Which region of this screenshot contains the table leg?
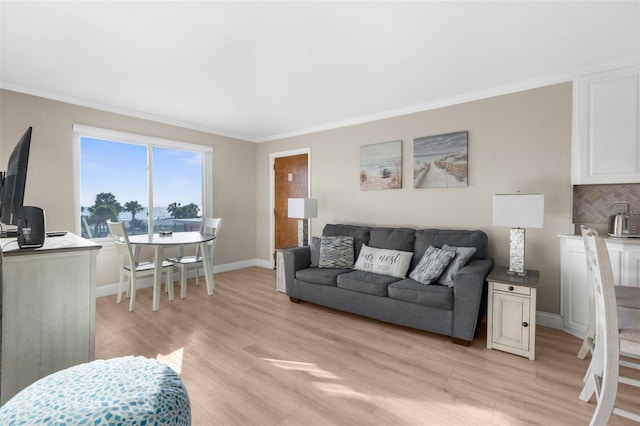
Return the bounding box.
[152,246,165,311]
[199,242,214,295]
[130,245,142,300]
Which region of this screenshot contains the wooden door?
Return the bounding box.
[274,154,308,255]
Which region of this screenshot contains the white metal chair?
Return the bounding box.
[166,217,222,299]
[580,228,640,425]
[107,221,174,311]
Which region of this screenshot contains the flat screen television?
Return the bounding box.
[0,127,32,233]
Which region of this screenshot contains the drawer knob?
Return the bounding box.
[508,286,514,291]
[522,321,529,327]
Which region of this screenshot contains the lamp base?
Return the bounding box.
[297,219,309,247]
[508,228,527,276]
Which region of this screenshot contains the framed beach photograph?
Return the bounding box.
[360,140,402,190]
[413,131,468,189]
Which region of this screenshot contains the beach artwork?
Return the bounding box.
[360,140,402,190]
[413,131,468,188]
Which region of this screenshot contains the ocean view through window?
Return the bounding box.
[74,125,213,239]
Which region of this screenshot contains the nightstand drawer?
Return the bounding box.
[493,282,531,296]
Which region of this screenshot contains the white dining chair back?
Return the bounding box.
[166,217,222,298]
[581,228,640,425]
[107,221,174,311]
[195,217,222,285]
[578,226,597,361]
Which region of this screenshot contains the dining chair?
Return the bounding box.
[577,226,640,361]
[580,227,640,425]
[167,217,222,299]
[107,221,174,311]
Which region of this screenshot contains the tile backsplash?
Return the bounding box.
[573,183,640,224]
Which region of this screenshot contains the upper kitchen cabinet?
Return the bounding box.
[572,63,640,184]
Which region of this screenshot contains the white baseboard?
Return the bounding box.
[536,311,564,330]
[95,259,271,297]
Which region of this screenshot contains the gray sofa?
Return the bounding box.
[282,224,494,345]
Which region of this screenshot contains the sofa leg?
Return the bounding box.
[451,337,471,346]
[289,297,300,303]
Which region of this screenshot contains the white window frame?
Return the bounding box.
[72,124,213,240]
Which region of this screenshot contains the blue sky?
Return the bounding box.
[80,137,202,209]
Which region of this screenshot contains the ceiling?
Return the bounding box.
[1,1,639,143]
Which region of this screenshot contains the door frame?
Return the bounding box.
[269,148,312,266]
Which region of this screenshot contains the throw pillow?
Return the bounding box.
[319,235,355,268]
[409,245,456,285]
[354,244,413,279]
[438,244,477,287]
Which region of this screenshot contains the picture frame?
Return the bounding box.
[360,140,402,190]
[413,131,468,188]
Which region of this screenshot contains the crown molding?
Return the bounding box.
[0,82,255,142]
[3,56,638,144]
[256,56,640,143]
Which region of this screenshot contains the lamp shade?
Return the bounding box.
[288,198,318,219]
[493,193,544,228]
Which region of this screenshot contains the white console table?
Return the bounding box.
[0,232,101,404]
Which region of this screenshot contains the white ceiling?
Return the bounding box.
[1,1,639,142]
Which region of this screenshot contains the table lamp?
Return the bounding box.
[493,193,544,276]
[288,198,318,246]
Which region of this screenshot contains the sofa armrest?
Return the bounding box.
[282,246,311,296]
[452,257,494,341]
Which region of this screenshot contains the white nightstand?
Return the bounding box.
[486,266,539,360]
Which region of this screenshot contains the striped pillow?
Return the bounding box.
[319,236,355,268]
[409,245,455,285]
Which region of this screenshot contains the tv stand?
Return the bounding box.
[0,232,101,403]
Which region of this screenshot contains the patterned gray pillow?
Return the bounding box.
[409,245,456,285]
[319,235,355,268]
[438,244,477,287]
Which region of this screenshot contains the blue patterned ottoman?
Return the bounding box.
[0,356,191,425]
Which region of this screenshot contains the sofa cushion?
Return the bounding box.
[413,229,488,270]
[296,267,347,286]
[319,236,354,268]
[369,227,415,252]
[336,271,399,296]
[388,279,454,310]
[438,244,477,287]
[409,245,455,285]
[322,224,371,259]
[310,236,321,267]
[354,244,413,278]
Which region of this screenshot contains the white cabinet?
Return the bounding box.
[559,235,640,339]
[0,233,101,404]
[623,248,640,285]
[487,267,538,360]
[573,64,640,184]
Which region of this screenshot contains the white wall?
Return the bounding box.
[1,83,574,315]
[257,83,573,315]
[0,89,258,288]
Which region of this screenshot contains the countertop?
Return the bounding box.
[558,233,640,245]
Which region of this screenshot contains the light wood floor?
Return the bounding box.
[96,267,640,425]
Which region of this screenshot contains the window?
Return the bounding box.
[73,125,213,239]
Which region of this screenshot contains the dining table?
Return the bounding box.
[128,231,216,311]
